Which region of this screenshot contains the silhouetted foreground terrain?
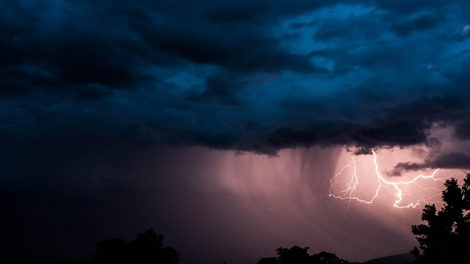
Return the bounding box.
[363,253,413,264]
[92,229,179,264]
[257,246,349,264]
[11,173,470,264]
[410,173,470,264]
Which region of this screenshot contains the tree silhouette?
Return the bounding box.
[311,251,349,264]
[93,229,180,264]
[257,246,349,264]
[257,257,278,264]
[276,246,311,264]
[411,173,470,264]
[93,238,127,263]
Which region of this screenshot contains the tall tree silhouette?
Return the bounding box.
[93,229,180,264]
[411,173,470,264]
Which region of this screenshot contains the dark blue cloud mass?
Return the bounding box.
[2,0,470,157]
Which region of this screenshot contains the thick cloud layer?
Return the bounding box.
[2,0,470,158]
[389,152,470,176]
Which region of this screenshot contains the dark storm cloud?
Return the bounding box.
[455,121,470,140]
[390,14,441,37]
[313,15,385,42]
[134,20,316,73]
[375,0,463,14]
[1,0,470,156]
[388,152,470,176]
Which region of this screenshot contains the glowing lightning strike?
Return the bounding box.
[329,151,444,208]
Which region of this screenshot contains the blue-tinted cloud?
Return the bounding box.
[1,0,470,157]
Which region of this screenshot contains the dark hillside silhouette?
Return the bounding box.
[362,252,413,264]
[92,229,180,264]
[411,173,470,264]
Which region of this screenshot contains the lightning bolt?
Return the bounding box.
[329,150,444,208]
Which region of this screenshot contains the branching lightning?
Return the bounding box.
[329,151,445,208]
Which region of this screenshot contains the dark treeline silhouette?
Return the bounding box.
[92,229,180,264]
[18,173,470,264]
[43,229,352,264]
[411,173,470,264]
[257,245,349,264]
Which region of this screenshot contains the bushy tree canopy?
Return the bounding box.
[258,246,348,264]
[92,229,180,264]
[411,173,470,264]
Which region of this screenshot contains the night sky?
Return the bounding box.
[2,0,470,263]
